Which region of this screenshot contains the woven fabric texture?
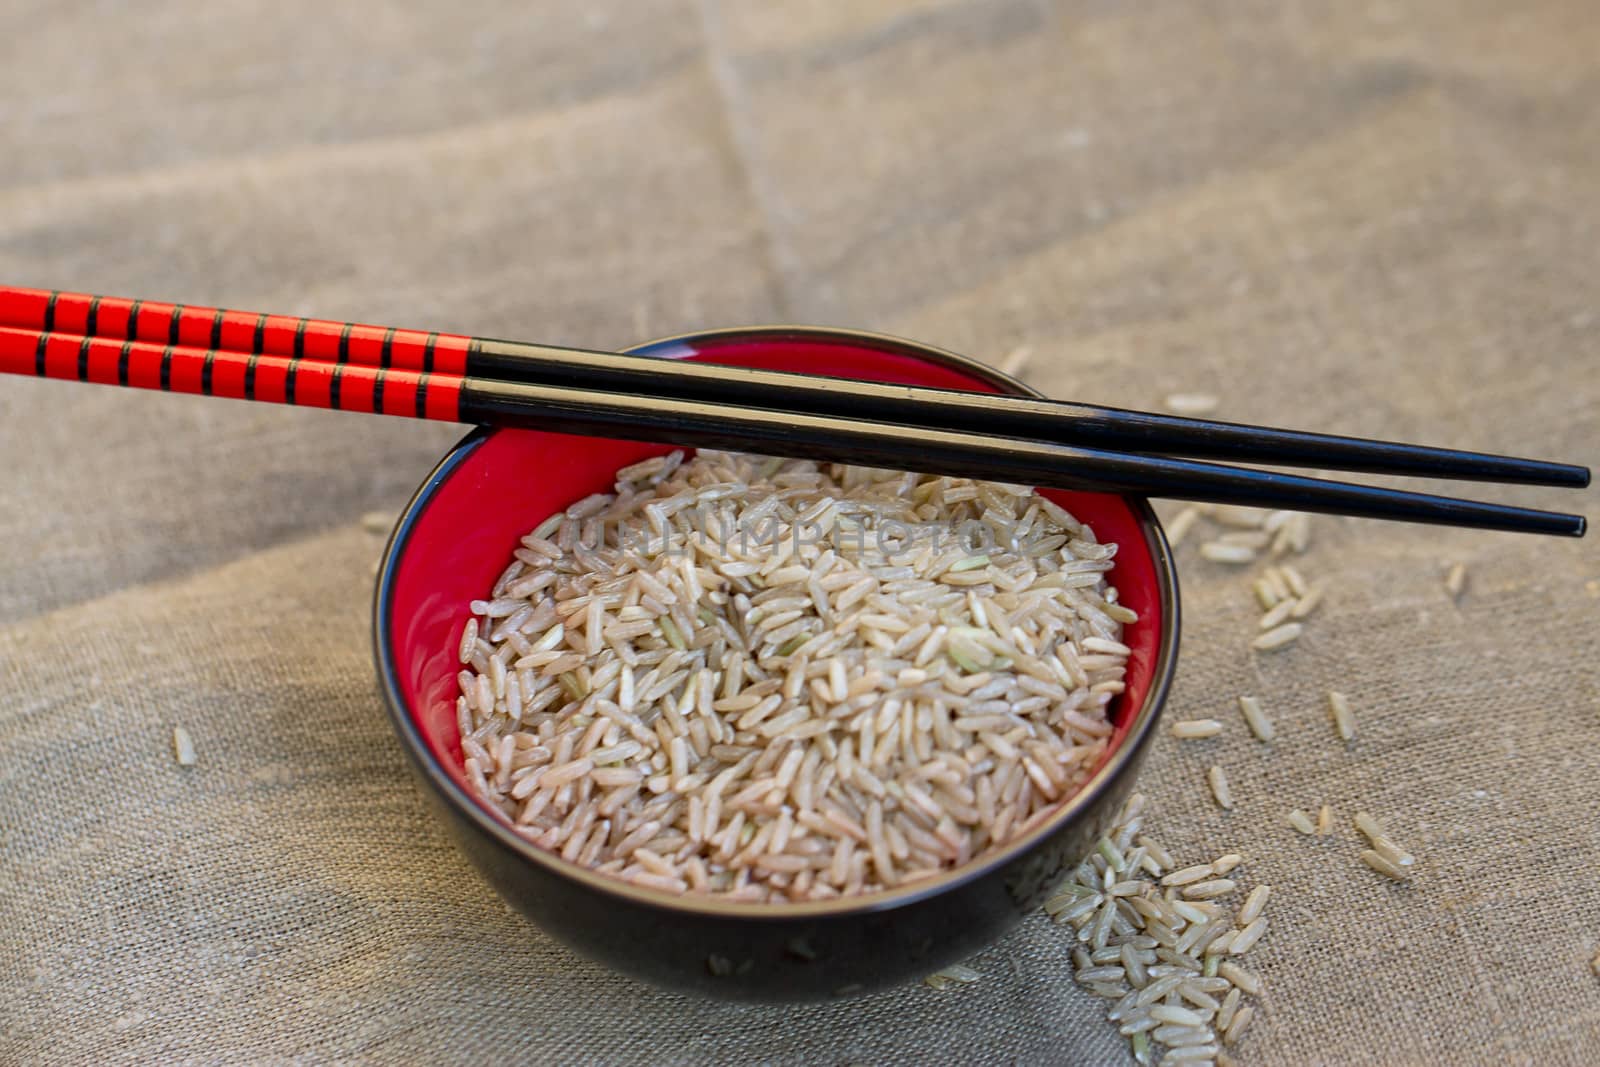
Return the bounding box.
[2,2,1597,1063]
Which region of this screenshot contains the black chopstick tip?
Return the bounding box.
[1524,460,1592,489]
[1541,512,1587,537]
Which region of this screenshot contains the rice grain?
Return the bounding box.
[1211,854,1243,876]
[1253,578,1282,611]
[1216,987,1241,1031]
[1217,961,1261,995]
[1200,542,1256,565]
[1252,623,1303,651]
[1171,719,1225,740]
[1354,811,1415,867]
[1206,766,1233,811]
[1229,917,1267,955]
[1212,506,1269,529]
[1153,1024,1215,1047]
[172,727,197,766]
[1163,393,1220,416]
[1328,691,1355,741]
[1278,564,1309,597]
[1222,1004,1254,1045]
[1288,513,1312,553]
[360,510,394,534]
[1289,585,1325,619]
[999,345,1033,378]
[1150,1004,1206,1027]
[1161,864,1217,888]
[924,962,982,990]
[1257,599,1296,630]
[1359,849,1411,882]
[1236,697,1274,742]
[1166,507,1201,548]
[1237,885,1270,926]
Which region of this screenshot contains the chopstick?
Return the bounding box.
[0,285,1588,488]
[2,325,1585,538]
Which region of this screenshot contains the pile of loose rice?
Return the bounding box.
[1045,792,1267,1065]
[453,449,1134,902]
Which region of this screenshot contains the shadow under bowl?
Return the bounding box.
[373,326,1180,1002]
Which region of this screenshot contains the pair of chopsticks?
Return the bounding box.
[0,285,1587,537]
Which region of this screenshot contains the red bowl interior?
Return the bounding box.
[386,331,1167,804]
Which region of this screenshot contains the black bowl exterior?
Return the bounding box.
[393,715,1153,1001]
[374,325,1180,1002]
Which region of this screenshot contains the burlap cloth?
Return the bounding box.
[3,2,1598,1063]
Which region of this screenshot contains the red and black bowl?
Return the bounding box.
[372,326,1181,1002]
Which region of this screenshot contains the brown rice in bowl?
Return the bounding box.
[453,448,1135,903]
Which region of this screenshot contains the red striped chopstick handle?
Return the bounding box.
[0,327,462,420]
[0,286,472,374]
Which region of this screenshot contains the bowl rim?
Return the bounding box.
[373,324,1181,920]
